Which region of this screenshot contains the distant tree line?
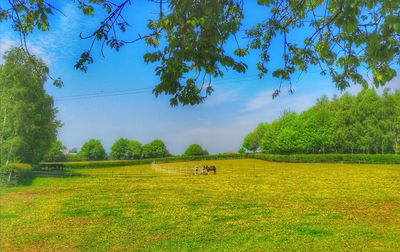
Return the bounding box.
[242,89,400,155]
[45,138,209,162]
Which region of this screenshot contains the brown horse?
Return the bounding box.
[203,165,217,175]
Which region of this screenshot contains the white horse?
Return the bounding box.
[193,166,199,175]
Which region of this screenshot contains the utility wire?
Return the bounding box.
[56,87,151,99]
[56,90,150,101]
[55,74,262,102]
[54,70,321,102]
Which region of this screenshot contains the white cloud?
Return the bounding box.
[244,89,317,113]
[0,36,18,63]
[386,76,400,91]
[0,37,17,55]
[29,3,83,63]
[230,88,324,139]
[0,34,52,64]
[244,89,274,111]
[203,87,241,107]
[0,3,98,66]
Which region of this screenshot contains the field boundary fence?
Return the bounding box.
[151,163,275,177]
[151,163,193,176]
[31,169,158,179]
[9,157,396,184]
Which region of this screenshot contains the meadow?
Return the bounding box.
[1,159,400,251]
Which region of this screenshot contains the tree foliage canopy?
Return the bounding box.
[183,144,208,156]
[0,48,60,165]
[142,139,170,158]
[79,139,107,160]
[44,140,67,162]
[242,123,269,152]
[110,138,142,160]
[2,0,398,105]
[242,89,400,154]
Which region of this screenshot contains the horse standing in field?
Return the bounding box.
[193,166,199,175]
[202,165,217,175]
[201,166,208,175]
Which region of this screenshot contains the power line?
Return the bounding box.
[54,71,322,102]
[54,74,262,102]
[56,87,152,99]
[56,90,150,101]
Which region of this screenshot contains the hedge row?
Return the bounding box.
[0,163,33,186]
[248,153,400,164]
[65,153,84,162]
[40,153,400,169]
[40,154,247,169]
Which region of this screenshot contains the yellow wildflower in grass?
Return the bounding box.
[0,159,399,251]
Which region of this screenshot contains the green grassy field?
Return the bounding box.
[1,159,400,251]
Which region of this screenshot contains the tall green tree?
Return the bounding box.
[270,112,306,154]
[0,48,60,165]
[303,96,335,154]
[142,139,169,158]
[250,89,400,155]
[183,144,208,156]
[353,89,384,153]
[2,1,398,105]
[332,93,358,153]
[242,123,269,152]
[381,89,400,154]
[110,138,142,160]
[80,139,107,160]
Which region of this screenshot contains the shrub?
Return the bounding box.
[0,163,33,186]
[3,163,32,171]
[238,147,246,154]
[65,153,84,161]
[43,140,67,162]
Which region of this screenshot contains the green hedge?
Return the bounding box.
[65,153,85,162]
[40,153,400,170]
[248,153,400,164]
[40,154,247,169]
[0,163,33,186]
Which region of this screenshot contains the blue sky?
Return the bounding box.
[1,1,399,154]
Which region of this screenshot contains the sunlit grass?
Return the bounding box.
[1,159,399,251]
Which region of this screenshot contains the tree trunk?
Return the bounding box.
[6,142,14,166]
[0,106,6,141]
[0,104,7,162]
[1,92,11,165]
[7,169,13,183]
